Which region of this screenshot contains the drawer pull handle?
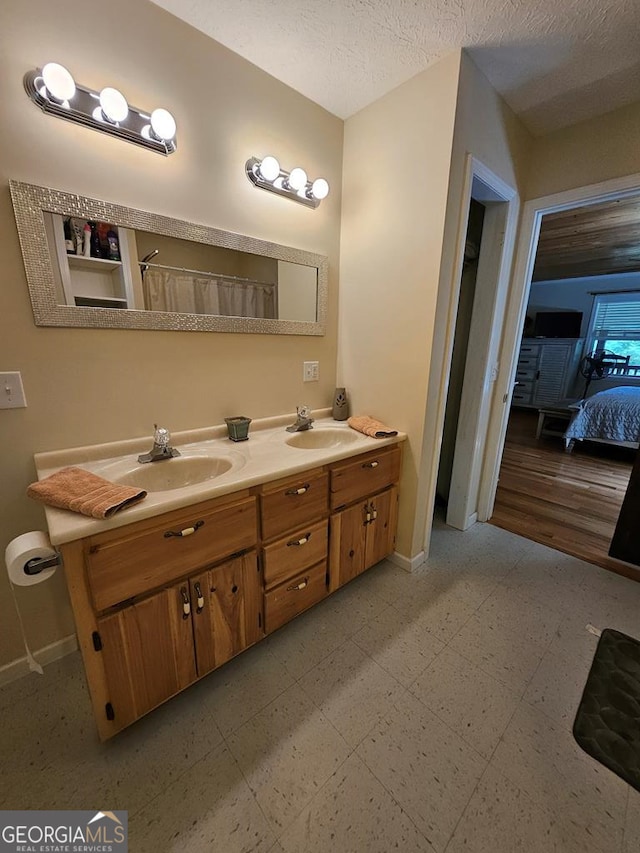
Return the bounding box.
[287,533,311,547]
[285,483,310,496]
[194,582,205,614]
[287,577,309,591]
[164,520,204,538]
[362,460,379,468]
[180,587,191,619]
[364,502,378,524]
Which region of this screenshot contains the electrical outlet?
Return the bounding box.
[303,361,320,382]
[0,372,27,409]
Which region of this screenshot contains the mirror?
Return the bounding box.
[10,181,328,335]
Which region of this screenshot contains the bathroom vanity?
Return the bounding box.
[35,416,403,739]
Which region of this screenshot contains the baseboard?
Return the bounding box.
[388,550,426,573]
[0,634,78,687]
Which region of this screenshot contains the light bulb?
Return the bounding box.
[99,87,128,123]
[288,167,307,191]
[42,62,76,102]
[311,178,329,200]
[258,155,280,182]
[150,108,177,141]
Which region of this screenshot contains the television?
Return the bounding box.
[533,311,583,338]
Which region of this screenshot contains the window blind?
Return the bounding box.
[591,294,640,340]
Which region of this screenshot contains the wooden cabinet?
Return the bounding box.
[258,473,330,635]
[329,446,400,590]
[512,338,584,408]
[85,494,257,611]
[330,487,398,590]
[97,582,198,730]
[190,552,261,676]
[61,442,402,740]
[91,550,261,733]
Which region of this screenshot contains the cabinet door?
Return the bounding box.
[365,486,398,569]
[191,551,262,677]
[533,343,572,405]
[329,501,367,590]
[97,583,197,730]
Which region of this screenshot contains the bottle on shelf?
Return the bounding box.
[83,223,92,258]
[107,229,121,261]
[97,222,110,258]
[89,222,101,259]
[71,219,84,255]
[63,218,74,254]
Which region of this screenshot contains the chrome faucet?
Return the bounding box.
[286,405,314,432]
[138,425,181,463]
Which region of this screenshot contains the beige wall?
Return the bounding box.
[414,54,532,554]
[527,101,640,200]
[0,0,343,668]
[339,51,532,561]
[338,52,461,558]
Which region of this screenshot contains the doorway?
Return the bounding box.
[431,160,517,535]
[475,172,640,572]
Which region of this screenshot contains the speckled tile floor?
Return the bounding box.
[2,517,640,852]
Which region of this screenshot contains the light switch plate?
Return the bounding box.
[303,361,319,382]
[0,372,27,408]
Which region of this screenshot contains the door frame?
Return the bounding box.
[445,162,518,530]
[477,170,640,523]
[419,153,518,557]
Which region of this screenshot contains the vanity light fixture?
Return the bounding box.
[24,63,177,155]
[246,156,330,209]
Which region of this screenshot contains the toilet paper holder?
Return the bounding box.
[24,552,62,576]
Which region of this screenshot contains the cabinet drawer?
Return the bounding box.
[259,469,328,541]
[515,366,536,381]
[330,445,401,509]
[263,560,328,634]
[512,384,533,404]
[518,343,540,356]
[86,495,257,611]
[262,519,328,589]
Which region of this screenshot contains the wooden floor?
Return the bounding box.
[491,409,639,578]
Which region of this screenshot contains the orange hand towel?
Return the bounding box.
[27,466,147,519]
[348,416,398,438]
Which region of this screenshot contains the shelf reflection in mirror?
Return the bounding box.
[10,181,327,335]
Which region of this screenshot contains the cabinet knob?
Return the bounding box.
[287,577,308,591]
[285,483,310,496]
[362,460,379,468]
[180,586,191,619]
[194,581,205,614]
[287,532,311,547]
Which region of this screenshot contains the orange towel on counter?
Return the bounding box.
[27,466,147,519]
[348,415,398,438]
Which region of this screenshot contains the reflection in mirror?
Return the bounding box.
[11,181,327,335]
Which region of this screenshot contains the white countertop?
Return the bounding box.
[34,410,405,545]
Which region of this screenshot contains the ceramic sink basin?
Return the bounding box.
[285,428,360,450]
[110,455,235,492]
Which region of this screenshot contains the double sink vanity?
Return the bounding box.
[36,413,404,739]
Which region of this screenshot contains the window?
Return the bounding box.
[587,293,640,375]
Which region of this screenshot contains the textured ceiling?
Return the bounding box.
[151,0,640,135]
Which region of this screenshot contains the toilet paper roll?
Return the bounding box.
[5,531,58,587]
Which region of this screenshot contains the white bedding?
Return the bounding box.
[564,386,640,446]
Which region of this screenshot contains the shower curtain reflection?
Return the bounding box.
[143,269,277,318]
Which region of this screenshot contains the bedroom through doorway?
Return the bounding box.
[490,194,640,578]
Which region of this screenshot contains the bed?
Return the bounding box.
[564,386,640,450]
